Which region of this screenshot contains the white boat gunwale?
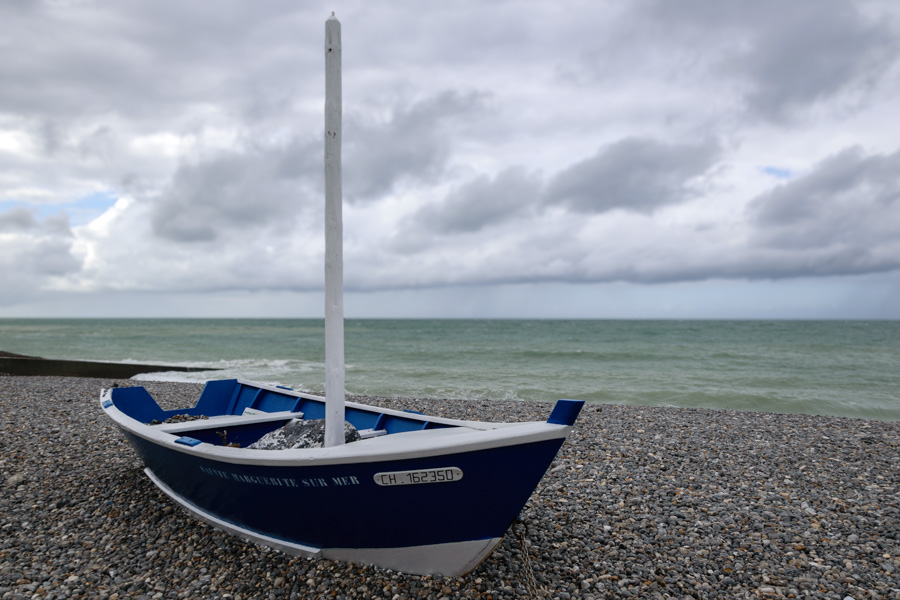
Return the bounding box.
[100,385,574,468]
[152,410,306,434]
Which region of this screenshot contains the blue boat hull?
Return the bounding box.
[121,429,565,551]
[101,380,583,575]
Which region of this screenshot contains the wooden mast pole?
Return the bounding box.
[324,13,345,447]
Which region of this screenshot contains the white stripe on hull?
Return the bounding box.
[324,536,502,577]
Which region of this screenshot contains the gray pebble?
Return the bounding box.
[0,376,898,599]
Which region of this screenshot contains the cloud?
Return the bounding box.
[543,138,720,214]
[150,137,320,242]
[0,208,81,306]
[145,88,484,244]
[343,91,488,202]
[0,206,38,231]
[70,195,324,296]
[410,167,541,234]
[580,0,900,124]
[0,1,319,122]
[725,0,897,122]
[746,146,900,276]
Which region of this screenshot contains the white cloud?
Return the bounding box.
[0,209,80,305]
[129,133,193,159]
[0,128,32,155]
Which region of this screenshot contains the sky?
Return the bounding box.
[1,0,899,319]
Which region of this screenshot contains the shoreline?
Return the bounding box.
[1,375,897,599]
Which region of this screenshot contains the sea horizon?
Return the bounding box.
[3,316,899,320]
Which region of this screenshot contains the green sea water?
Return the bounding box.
[1,319,897,420]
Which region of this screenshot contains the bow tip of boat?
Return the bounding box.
[547,399,585,426]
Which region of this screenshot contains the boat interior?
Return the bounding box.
[106,379,459,448]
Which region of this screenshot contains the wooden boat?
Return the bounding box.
[101,379,583,575]
[100,15,584,576]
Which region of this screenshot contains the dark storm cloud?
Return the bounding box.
[721,0,897,122]
[393,143,900,287]
[0,1,318,122]
[411,167,541,234]
[343,91,488,202]
[543,138,720,214]
[584,0,899,123]
[149,89,482,242]
[0,206,39,231]
[746,146,900,276]
[150,137,320,242]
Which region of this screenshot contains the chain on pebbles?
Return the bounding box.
[1,376,898,599]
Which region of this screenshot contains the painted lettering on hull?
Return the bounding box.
[198,465,361,488]
[332,476,360,486]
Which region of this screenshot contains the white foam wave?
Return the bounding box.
[130,357,324,391]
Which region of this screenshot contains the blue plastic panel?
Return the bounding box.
[110,387,167,423]
[175,436,202,447]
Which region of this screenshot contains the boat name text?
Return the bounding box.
[199,465,360,488]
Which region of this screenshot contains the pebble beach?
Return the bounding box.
[1,376,897,600]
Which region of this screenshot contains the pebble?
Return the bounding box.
[1,375,898,599]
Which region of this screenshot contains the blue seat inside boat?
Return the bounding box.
[193,379,238,415]
[110,387,169,423]
[111,379,238,423]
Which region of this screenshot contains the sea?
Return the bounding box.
[1,319,897,421]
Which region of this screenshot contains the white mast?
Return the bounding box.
[324,13,345,447]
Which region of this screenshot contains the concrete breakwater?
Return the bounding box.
[0,351,217,379]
